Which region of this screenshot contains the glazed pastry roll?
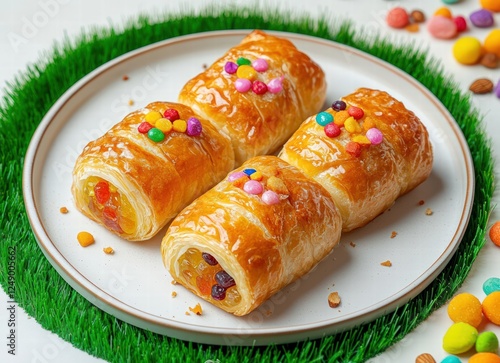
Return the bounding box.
[72,102,234,241]
[279,88,433,231]
[161,156,342,316]
[178,30,327,165]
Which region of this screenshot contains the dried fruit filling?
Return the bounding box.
[83,176,136,235]
[179,248,241,307]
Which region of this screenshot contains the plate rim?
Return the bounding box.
[22,29,475,345]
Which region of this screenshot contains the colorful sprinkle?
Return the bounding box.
[236,57,251,66]
[224,61,238,74]
[145,110,163,124]
[261,190,280,205]
[267,77,284,94]
[147,128,165,142]
[366,128,383,145]
[324,123,341,138]
[252,58,268,72]
[237,65,257,81]
[348,106,364,120]
[228,171,248,182]
[173,119,187,133]
[333,110,350,126]
[250,171,263,181]
[243,180,264,195]
[252,81,268,95]
[234,78,252,93]
[243,168,257,176]
[351,135,371,145]
[186,117,202,136]
[138,121,153,134]
[332,100,347,111]
[155,118,173,133]
[163,108,180,121]
[315,111,334,126]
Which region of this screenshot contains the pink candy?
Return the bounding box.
[227,171,248,182]
[386,7,410,29]
[267,77,284,93]
[252,58,268,72]
[234,78,252,93]
[261,190,280,205]
[243,180,264,195]
[366,128,383,145]
[427,15,458,39]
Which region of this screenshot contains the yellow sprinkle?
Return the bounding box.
[250,171,263,181]
[173,119,187,133]
[236,65,257,81]
[362,117,376,131]
[145,111,163,124]
[351,135,371,145]
[156,118,173,133]
[344,117,362,133]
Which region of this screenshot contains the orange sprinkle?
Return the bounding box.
[381,260,392,267]
[489,221,500,247]
[189,303,203,316]
[59,206,69,214]
[122,75,129,81]
[103,247,114,255]
[77,231,95,247]
[333,110,350,126]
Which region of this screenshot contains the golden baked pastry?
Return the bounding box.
[161,155,342,316]
[161,88,433,315]
[178,30,327,165]
[279,87,433,231]
[72,102,234,241]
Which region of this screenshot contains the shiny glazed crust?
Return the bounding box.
[161,155,342,316]
[178,30,327,165]
[71,102,234,241]
[279,88,433,231]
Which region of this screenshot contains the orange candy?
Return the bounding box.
[448,293,483,328]
[480,0,500,12]
[469,352,500,363]
[483,291,500,325]
[434,7,453,19]
[489,221,500,247]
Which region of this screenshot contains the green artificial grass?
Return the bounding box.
[0,6,495,363]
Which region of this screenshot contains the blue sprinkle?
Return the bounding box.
[315,111,333,126]
[243,168,256,176]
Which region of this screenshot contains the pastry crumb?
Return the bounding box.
[122,75,129,81]
[418,200,425,206]
[171,291,177,298]
[188,303,203,316]
[128,99,134,106]
[328,291,341,308]
[390,231,398,238]
[59,206,69,214]
[171,280,178,285]
[425,208,433,215]
[185,311,190,316]
[381,260,392,267]
[77,231,95,247]
[349,241,356,248]
[103,247,114,255]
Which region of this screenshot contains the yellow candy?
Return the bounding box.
[236,65,257,81]
[250,171,263,181]
[483,291,500,325]
[447,292,483,328]
[145,110,163,124]
[469,352,500,363]
[452,36,482,65]
[344,117,362,133]
[481,0,500,12]
[442,322,478,354]
[434,6,452,19]
[362,117,376,131]
[155,118,173,133]
[484,29,500,58]
[351,135,371,145]
[173,119,187,133]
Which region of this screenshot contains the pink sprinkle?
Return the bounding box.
[252,58,268,72]
[261,190,280,205]
[243,180,263,195]
[267,76,284,94]
[234,78,252,92]
[228,171,248,182]
[366,128,383,145]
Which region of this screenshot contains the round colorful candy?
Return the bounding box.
[163,108,180,121]
[138,121,153,134]
[366,128,383,145]
[428,15,458,39]
[347,106,364,120]
[386,7,410,29]
[481,0,500,12]
[440,356,461,363]
[261,190,280,205]
[224,61,238,74]
[476,331,499,353]
[484,29,500,58]
[236,57,251,66]
[434,6,453,19]
[234,78,252,93]
[469,352,500,363]
[441,0,460,4]
[453,16,468,32]
[227,171,248,182]
[186,117,202,136]
[447,292,483,328]
[243,180,264,195]
[267,77,283,93]
[236,65,257,81]
[495,80,500,99]
[332,100,346,111]
[470,9,495,28]
[442,322,479,354]
[315,111,334,126]
[483,291,500,325]
[483,277,500,295]
[147,128,165,142]
[252,58,268,72]
[324,123,341,138]
[252,81,268,95]
[452,36,482,65]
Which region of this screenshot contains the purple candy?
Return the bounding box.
[470,9,494,28]
[186,117,202,136]
[224,61,238,74]
[495,80,500,98]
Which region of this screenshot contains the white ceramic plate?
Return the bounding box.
[23,30,474,346]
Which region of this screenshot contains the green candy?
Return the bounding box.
[147,127,165,142]
[443,322,478,354]
[476,331,499,353]
[441,0,460,4]
[236,57,251,66]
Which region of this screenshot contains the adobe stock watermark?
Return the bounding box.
[6,246,17,357]
[8,0,72,53]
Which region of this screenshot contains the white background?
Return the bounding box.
[1,0,499,362]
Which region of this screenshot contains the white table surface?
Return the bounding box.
[1,0,499,362]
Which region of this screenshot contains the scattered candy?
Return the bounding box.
[252,80,268,95]
[440,356,461,363]
[332,100,347,111]
[316,111,334,126]
[333,110,350,126]
[484,30,500,58]
[243,168,256,176]
[186,117,202,136]
[145,110,162,124]
[453,16,468,32]
[345,142,362,157]
[234,78,252,92]
[155,118,173,133]
[344,117,362,133]
[227,171,247,182]
[163,108,180,121]
[147,128,165,142]
[236,57,251,66]
[452,36,482,64]
[237,64,257,81]
[224,61,238,74]
[366,128,383,145]
[484,278,500,295]
[324,123,341,138]
[495,80,500,98]
[267,77,284,93]
[252,58,268,72]
[469,352,500,363]
[410,10,426,23]
[243,180,264,195]
[481,0,500,12]
[261,190,280,205]
[476,331,499,353]
[441,0,460,4]
[172,119,187,133]
[347,106,364,120]
[483,291,500,325]
[481,53,499,69]
[470,9,495,28]
[428,15,458,39]
[447,292,483,328]
[434,7,453,19]
[386,7,410,29]
[442,322,479,354]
